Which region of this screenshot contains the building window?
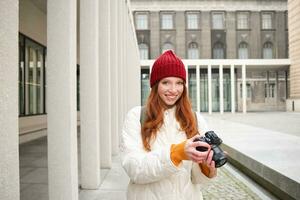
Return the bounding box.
[238,42,249,59]
[187,13,199,29]
[187,42,199,59]
[138,43,149,59]
[213,42,225,59]
[212,12,224,29]
[263,42,273,59]
[135,13,148,30]
[19,34,46,116]
[262,13,273,29]
[265,83,275,98]
[161,13,174,29]
[237,12,249,29]
[240,83,251,98]
[162,42,174,53]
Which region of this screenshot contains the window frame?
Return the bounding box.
[261,12,274,30]
[186,11,200,30]
[211,11,225,30]
[236,11,250,30]
[135,11,149,30]
[160,12,175,30]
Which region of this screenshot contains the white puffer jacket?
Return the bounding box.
[120,106,213,200]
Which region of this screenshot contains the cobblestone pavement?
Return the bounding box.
[202,167,262,200]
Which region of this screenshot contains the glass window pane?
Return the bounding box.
[238,42,249,59]
[141,69,150,105]
[262,13,272,29]
[25,39,45,115]
[263,42,273,59]
[136,14,148,30]
[237,13,249,29]
[213,43,224,59]
[19,34,25,115]
[139,43,149,59]
[188,68,197,111]
[162,14,173,29]
[212,13,224,29]
[188,42,199,59]
[187,14,198,29]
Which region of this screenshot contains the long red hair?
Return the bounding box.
[141,83,198,151]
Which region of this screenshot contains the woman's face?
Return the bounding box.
[158,77,184,107]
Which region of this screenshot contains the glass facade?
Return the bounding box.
[141,68,150,105]
[19,34,46,116]
[188,68,232,112]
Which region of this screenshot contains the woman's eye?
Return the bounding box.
[177,82,184,85]
[162,81,169,85]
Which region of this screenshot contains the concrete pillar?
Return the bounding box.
[276,71,279,107]
[242,64,247,113]
[196,65,200,112]
[99,0,112,168]
[110,0,119,156]
[0,1,20,199]
[47,0,78,199]
[219,65,224,114]
[185,63,189,91]
[231,65,235,113]
[208,65,212,114]
[80,0,100,189]
[150,12,160,59]
[118,0,125,138]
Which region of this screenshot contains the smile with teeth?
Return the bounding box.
[165,94,177,100]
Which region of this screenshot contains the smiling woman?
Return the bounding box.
[120,50,217,200]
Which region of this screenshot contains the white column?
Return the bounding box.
[47,0,78,199]
[80,0,100,189]
[276,71,279,105]
[185,64,189,91]
[110,0,119,155]
[99,0,111,168]
[219,65,224,114]
[0,1,20,199]
[117,0,125,138]
[242,64,247,114]
[208,65,212,114]
[230,65,235,113]
[196,65,200,112]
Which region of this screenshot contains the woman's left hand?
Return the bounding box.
[202,150,217,178]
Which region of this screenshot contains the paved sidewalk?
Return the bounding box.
[19,135,277,200]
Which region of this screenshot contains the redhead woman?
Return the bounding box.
[120,50,217,200]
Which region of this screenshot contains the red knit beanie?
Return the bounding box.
[150,50,186,88]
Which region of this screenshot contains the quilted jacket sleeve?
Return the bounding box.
[120,106,181,184]
[191,112,215,185]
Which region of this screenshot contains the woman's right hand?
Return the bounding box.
[184,135,211,163]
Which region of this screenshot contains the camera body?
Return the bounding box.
[193,131,227,168]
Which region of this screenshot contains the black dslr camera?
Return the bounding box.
[193,131,227,168]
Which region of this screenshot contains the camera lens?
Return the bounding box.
[211,145,227,168]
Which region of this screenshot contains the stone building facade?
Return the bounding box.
[132,0,290,112]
